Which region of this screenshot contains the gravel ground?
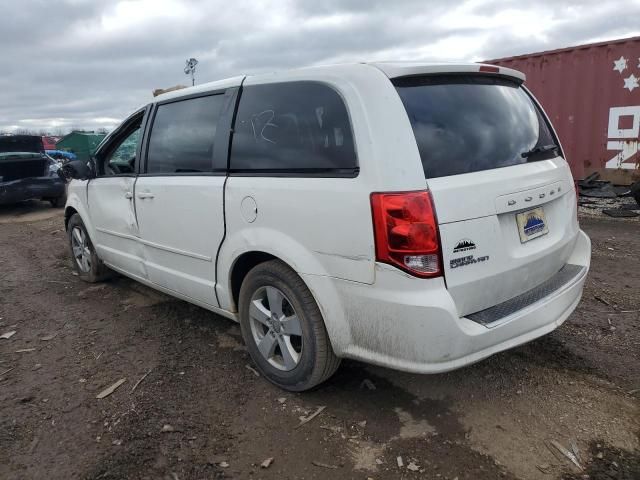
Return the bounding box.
[0,201,638,480]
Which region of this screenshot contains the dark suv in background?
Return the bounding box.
[0,135,66,206]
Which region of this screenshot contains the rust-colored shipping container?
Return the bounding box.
[487,36,640,183]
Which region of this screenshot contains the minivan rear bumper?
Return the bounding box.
[305,229,590,374]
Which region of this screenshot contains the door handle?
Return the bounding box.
[137,192,155,199]
[124,191,133,199]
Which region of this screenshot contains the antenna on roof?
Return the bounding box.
[184,58,198,86]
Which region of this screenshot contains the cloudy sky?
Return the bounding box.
[2,0,640,133]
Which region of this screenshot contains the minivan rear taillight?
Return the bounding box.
[370,190,441,278]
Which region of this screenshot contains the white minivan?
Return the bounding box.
[62,62,591,391]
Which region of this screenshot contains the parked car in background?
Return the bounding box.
[61,62,591,391]
[0,135,66,206]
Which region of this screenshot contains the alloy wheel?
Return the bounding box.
[71,226,91,273]
[248,286,303,371]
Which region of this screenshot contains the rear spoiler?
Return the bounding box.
[370,62,526,83]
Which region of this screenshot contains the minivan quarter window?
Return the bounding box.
[146,94,226,174]
[230,81,357,175]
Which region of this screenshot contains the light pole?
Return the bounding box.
[184,58,198,86]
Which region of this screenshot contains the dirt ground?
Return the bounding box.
[1,200,638,480]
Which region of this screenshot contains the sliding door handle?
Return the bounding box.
[137,192,155,199]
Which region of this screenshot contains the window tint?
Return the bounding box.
[394,75,559,179]
[230,82,357,174]
[147,94,225,174]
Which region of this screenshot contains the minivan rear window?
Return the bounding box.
[394,75,559,179]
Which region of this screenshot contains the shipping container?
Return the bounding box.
[56,131,106,163]
[487,36,640,184]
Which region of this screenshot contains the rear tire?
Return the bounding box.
[238,260,341,391]
[67,213,111,283]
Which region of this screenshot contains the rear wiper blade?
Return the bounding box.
[521,144,558,159]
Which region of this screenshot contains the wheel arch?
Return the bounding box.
[64,206,78,230]
[228,251,279,313]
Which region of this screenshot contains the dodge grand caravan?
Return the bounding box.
[62,62,591,391]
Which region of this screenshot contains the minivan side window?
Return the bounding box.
[146,94,226,174]
[230,82,357,175]
[97,111,144,176]
[104,128,141,175]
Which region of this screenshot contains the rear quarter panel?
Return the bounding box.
[217,177,374,311]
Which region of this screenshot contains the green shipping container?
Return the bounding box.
[56,131,106,162]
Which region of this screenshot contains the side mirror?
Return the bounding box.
[58,159,96,182]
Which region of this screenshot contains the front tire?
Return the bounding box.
[67,213,111,283]
[238,260,341,391]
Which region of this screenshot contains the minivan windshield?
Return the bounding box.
[394,75,559,179]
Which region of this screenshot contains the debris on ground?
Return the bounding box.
[311,461,338,469]
[161,424,175,432]
[295,406,326,429]
[580,183,618,198]
[245,364,260,377]
[28,436,39,453]
[15,348,36,353]
[570,441,582,465]
[407,461,420,471]
[219,461,229,468]
[602,209,639,218]
[0,367,16,377]
[1,330,16,339]
[130,369,152,394]
[277,397,286,404]
[545,439,583,470]
[40,333,58,341]
[397,456,404,467]
[260,457,274,468]
[578,174,640,220]
[95,378,127,399]
[536,463,552,474]
[594,295,612,307]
